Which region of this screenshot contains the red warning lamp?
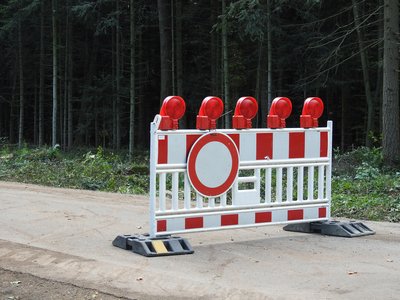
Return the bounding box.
[232,97,258,129]
[196,96,224,130]
[300,97,324,128]
[159,96,186,130]
[267,97,292,128]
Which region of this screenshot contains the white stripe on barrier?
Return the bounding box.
[239,132,256,161]
[305,130,320,158]
[273,131,289,159]
[168,134,186,164]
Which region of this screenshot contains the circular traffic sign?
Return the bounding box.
[187,132,239,197]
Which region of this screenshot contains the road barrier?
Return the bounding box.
[113,96,374,256]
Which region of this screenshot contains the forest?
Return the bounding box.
[0,0,399,165]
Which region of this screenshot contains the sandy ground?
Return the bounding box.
[0,181,399,299]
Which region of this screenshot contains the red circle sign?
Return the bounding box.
[187,133,239,197]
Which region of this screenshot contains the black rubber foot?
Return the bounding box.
[112,234,194,257]
[283,220,375,237]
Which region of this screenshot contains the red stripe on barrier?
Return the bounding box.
[256,133,273,159]
[157,220,166,232]
[319,207,327,218]
[288,209,304,220]
[289,132,305,158]
[186,134,202,156]
[228,134,240,152]
[320,132,328,157]
[158,136,168,164]
[221,214,239,226]
[185,217,204,229]
[255,212,272,223]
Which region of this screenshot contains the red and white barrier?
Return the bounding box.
[149,96,332,237]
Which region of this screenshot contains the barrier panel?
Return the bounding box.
[150,118,332,237]
[113,96,374,256]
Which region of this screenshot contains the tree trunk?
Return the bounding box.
[67,9,73,150]
[341,82,350,150]
[9,67,17,144]
[94,98,98,147]
[39,0,45,146]
[210,0,218,96]
[34,80,38,144]
[382,0,400,165]
[157,0,172,102]
[115,0,121,150]
[352,0,374,147]
[63,1,69,150]
[129,0,136,159]
[266,0,272,110]
[176,0,183,97]
[137,28,145,148]
[175,0,185,127]
[171,0,175,94]
[255,39,265,127]
[112,26,116,148]
[18,17,24,149]
[221,0,230,128]
[374,3,384,135]
[52,0,58,147]
[59,50,63,148]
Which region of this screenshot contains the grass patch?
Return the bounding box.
[332,147,400,222]
[0,146,149,194]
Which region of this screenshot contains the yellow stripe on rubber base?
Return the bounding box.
[151,240,168,254]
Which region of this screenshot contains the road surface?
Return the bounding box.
[0,181,399,299]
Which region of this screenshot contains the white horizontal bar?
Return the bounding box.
[156,160,329,173]
[156,199,329,216]
[235,189,257,194]
[156,164,186,171]
[156,202,328,220]
[239,162,328,170]
[240,158,329,167]
[156,165,186,174]
[237,176,257,183]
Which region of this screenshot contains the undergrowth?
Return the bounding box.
[0,146,149,194]
[332,147,400,222]
[0,145,399,222]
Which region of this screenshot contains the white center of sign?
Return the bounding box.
[195,141,232,188]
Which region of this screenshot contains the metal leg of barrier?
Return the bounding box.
[112,234,194,257]
[283,220,375,238]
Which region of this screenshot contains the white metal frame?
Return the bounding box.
[149,115,333,237]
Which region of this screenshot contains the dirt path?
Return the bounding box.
[0,181,399,299]
[0,267,131,300]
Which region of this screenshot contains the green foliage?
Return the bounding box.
[333,146,383,177]
[331,147,400,222]
[0,146,149,195]
[225,0,267,41]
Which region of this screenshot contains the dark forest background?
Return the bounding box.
[0,0,399,164]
